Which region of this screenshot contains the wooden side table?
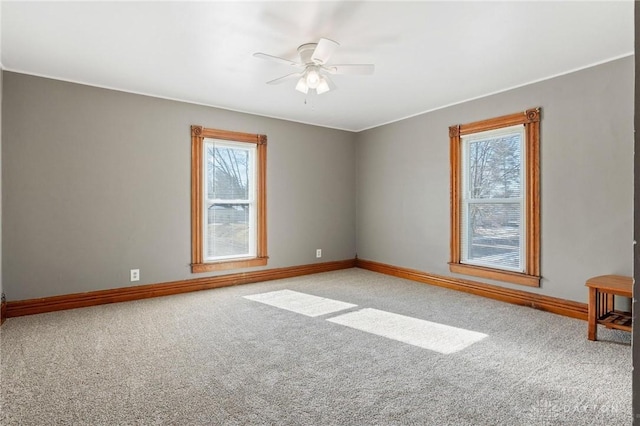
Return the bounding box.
[585,275,632,341]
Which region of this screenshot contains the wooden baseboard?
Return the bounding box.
[5,257,586,322]
[6,259,357,318]
[356,258,587,321]
[1,294,6,325]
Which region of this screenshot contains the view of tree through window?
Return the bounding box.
[468,135,521,199]
[205,141,254,259]
[462,128,524,271]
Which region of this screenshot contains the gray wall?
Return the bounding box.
[2,57,634,305]
[0,1,3,303]
[2,72,356,300]
[0,64,3,304]
[356,56,634,303]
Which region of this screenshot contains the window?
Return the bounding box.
[191,126,267,273]
[449,108,540,287]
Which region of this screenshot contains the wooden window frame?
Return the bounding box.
[191,125,268,273]
[449,108,541,287]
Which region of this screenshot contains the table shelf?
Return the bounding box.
[599,310,632,331]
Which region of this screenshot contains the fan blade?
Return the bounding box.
[253,52,304,68]
[325,64,375,75]
[266,72,303,85]
[311,38,339,65]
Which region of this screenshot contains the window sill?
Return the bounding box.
[449,262,540,287]
[192,256,268,273]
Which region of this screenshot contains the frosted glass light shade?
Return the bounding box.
[295,77,309,94]
[306,69,320,89]
[316,77,330,94]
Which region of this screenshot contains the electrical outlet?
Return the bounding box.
[130,269,140,282]
[316,249,322,258]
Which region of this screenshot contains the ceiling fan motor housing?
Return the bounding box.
[297,43,319,65]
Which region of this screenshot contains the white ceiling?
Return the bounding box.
[1,1,634,132]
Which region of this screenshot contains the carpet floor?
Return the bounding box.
[0,268,631,425]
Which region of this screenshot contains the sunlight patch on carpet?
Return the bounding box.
[243,289,357,317]
[327,308,488,354]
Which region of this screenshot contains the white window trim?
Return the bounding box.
[202,139,257,262]
[460,125,526,273]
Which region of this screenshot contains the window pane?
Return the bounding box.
[206,145,250,200]
[465,203,521,270]
[206,204,250,258]
[468,133,521,199]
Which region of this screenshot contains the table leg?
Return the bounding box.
[588,287,597,341]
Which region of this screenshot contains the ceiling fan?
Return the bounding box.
[253,38,374,95]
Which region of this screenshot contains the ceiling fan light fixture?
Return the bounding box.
[295,77,309,94]
[316,77,330,95]
[254,38,374,96]
[305,67,321,89]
